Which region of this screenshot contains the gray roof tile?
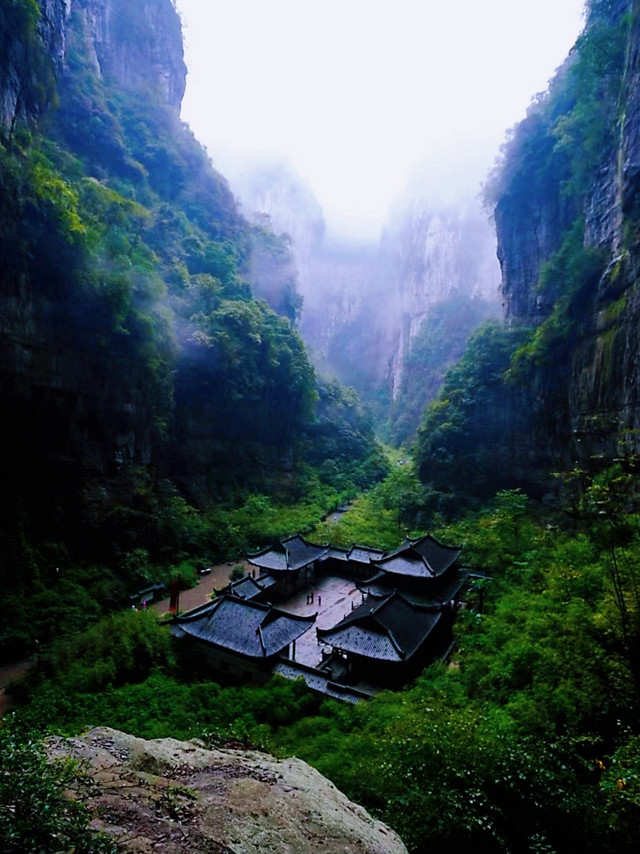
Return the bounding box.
[317,592,443,662]
[376,534,461,578]
[175,596,315,659]
[248,534,329,573]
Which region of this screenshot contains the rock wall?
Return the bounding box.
[493,0,640,471]
[71,0,186,110]
[0,0,68,132]
[569,0,640,458]
[0,0,190,551]
[231,161,500,420]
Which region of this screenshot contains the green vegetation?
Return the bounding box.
[485,0,629,215]
[13,475,640,853]
[415,0,630,508]
[0,717,117,853]
[6,2,640,852]
[387,290,499,446]
[414,321,530,504]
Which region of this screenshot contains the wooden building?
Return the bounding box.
[317,591,450,688]
[215,573,278,602]
[173,531,470,697]
[172,594,315,682]
[359,534,466,605]
[320,544,386,580]
[247,534,329,596]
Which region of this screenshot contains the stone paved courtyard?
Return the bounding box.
[282,575,365,667]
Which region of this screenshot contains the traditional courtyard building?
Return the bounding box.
[172,594,315,682]
[360,534,466,606]
[316,591,451,687]
[247,534,329,596]
[216,573,278,602]
[320,544,386,580]
[173,532,472,698]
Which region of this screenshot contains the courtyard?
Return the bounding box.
[280,575,365,667]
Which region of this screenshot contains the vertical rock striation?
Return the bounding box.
[70,0,186,110]
[492,0,640,474]
[0,0,68,132]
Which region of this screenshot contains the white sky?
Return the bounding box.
[176,0,586,241]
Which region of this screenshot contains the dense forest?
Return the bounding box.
[4,1,640,853]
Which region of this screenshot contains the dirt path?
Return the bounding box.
[151,560,248,616]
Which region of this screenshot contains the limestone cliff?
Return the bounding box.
[231,161,500,428]
[0,0,313,575]
[49,727,409,854]
[70,0,186,110]
[0,0,191,532]
[489,0,640,475]
[0,0,68,131]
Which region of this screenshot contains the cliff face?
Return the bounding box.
[0,0,320,581]
[415,0,640,500]
[71,0,186,109]
[0,0,188,513]
[231,161,500,428]
[0,0,184,134]
[492,0,640,473]
[0,0,68,131]
[382,198,500,403]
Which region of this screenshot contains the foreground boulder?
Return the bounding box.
[48,727,407,854]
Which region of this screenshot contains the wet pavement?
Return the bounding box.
[284,575,365,667]
[150,562,246,616]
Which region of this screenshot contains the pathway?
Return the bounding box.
[150,561,247,616]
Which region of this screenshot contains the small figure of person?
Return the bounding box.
[318,594,322,607]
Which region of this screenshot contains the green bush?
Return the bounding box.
[0,718,117,853]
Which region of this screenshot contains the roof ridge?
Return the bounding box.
[369,590,396,615]
[417,550,437,577]
[369,592,409,658]
[382,623,406,659]
[256,623,267,656]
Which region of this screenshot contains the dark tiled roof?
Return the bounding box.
[283,534,329,569]
[174,595,315,659]
[359,569,470,605]
[375,534,461,579]
[226,576,264,600]
[317,592,442,662]
[217,572,278,600]
[323,547,350,561]
[272,661,374,704]
[248,535,329,572]
[248,548,288,571]
[256,573,278,591]
[347,545,386,564]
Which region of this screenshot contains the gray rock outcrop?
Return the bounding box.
[49,727,408,854]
